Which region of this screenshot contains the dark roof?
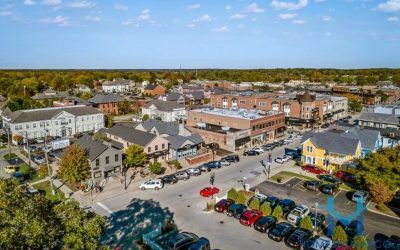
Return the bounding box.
[106,124,156,147]
[296,89,316,102]
[4,105,102,123]
[143,100,185,112]
[31,91,69,100]
[139,119,180,136]
[302,132,360,155]
[88,94,124,104]
[166,134,203,149]
[144,84,164,90]
[339,127,380,151]
[165,93,184,102]
[358,112,399,125]
[76,135,108,161]
[188,91,204,100]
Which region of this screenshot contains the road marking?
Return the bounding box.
[334,190,341,198]
[96,202,113,215]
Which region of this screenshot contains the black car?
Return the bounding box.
[268,222,295,242]
[262,144,275,151]
[243,150,259,156]
[285,228,312,249]
[278,199,297,216]
[223,154,240,163]
[162,175,178,184]
[320,184,339,195]
[345,220,364,241]
[254,216,277,233]
[308,212,325,231]
[165,232,200,250]
[304,180,323,191]
[262,196,280,209]
[317,174,343,185]
[321,123,330,128]
[206,161,221,169]
[214,199,235,213]
[226,204,247,219]
[187,237,211,250]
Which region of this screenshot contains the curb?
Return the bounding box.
[366,202,400,220]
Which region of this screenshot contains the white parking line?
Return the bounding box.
[96,202,114,215]
[334,190,342,198]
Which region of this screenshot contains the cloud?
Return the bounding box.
[69,1,95,8]
[188,23,195,28]
[24,0,35,5]
[138,9,150,21]
[211,26,229,32]
[231,13,246,19]
[193,14,211,22]
[271,0,308,10]
[115,3,128,11]
[388,16,399,21]
[325,32,331,36]
[122,19,134,25]
[0,11,13,16]
[315,0,325,2]
[85,15,100,21]
[322,15,332,21]
[377,0,400,12]
[245,3,265,13]
[292,19,306,24]
[279,13,297,19]
[41,0,61,5]
[187,4,200,10]
[40,15,69,26]
[225,5,231,10]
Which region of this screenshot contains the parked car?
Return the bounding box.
[252,147,264,154]
[161,175,178,185]
[226,204,247,219]
[302,165,327,175]
[305,236,333,250]
[254,216,277,233]
[140,179,163,190]
[308,212,326,231]
[4,165,18,174]
[187,237,211,250]
[214,199,235,213]
[219,160,231,166]
[187,168,201,176]
[275,157,285,164]
[199,187,219,197]
[239,210,263,226]
[223,154,240,163]
[352,190,370,204]
[243,150,260,156]
[12,172,25,182]
[33,156,46,164]
[287,205,310,225]
[320,184,339,196]
[247,193,268,206]
[263,144,275,151]
[262,196,280,209]
[165,232,200,250]
[35,138,45,143]
[304,180,323,191]
[285,228,312,249]
[175,171,190,180]
[335,171,356,183]
[317,174,343,185]
[26,185,39,195]
[282,155,291,162]
[345,220,364,241]
[197,164,211,172]
[284,138,293,144]
[285,152,298,159]
[268,222,295,242]
[206,161,221,169]
[278,199,297,216]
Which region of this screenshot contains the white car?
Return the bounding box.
[34,156,46,164]
[308,236,333,250]
[220,160,231,166]
[247,193,268,206]
[287,205,310,225]
[282,155,291,162]
[139,179,163,190]
[275,157,285,164]
[284,138,293,144]
[252,147,264,154]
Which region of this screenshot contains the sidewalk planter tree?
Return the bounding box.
[299,216,313,231]
[58,144,90,187]
[148,162,164,175]
[227,188,238,202]
[272,205,283,220]
[249,198,260,210]
[260,202,272,216]
[352,235,368,250]
[332,225,348,246]
[123,145,146,170]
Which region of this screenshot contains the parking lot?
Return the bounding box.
[254,178,400,243]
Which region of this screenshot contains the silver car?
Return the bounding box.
[175,171,190,180]
[186,168,201,176]
[220,160,231,166]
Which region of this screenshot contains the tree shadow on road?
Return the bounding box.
[100,198,174,249]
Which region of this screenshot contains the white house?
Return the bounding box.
[141,100,186,122]
[2,105,104,144]
[102,79,132,93]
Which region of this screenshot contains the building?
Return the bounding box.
[332,85,381,105]
[201,80,253,92]
[378,128,400,148]
[173,84,204,94]
[142,100,186,122]
[102,79,132,93]
[157,92,205,106]
[74,135,122,179]
[74,84,92,93]
[373,105,400,116]
[301,132,362,171]
[143,84,166,96]
[186,107,285,151]
[89,94,125,115]
[53,96,90,107]
[134,119,204,160]
[102,124,170,162]
[31,90,69,102]
[2,105,104,143]
[358,112,399,129]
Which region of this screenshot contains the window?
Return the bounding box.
[33,123,37,128]
[96,159,100,166]
[252,126,255,131]
[259,102,266,107]
[115,154,119,162]
[239,100,246,104]
[26,124,30,129]
[148,147,151,153]
[307,146,313,153]
[106,156,110,164]
[162,143,165,149]
[55,121,58,125]
[155,145,158,151]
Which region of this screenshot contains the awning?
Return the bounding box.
[235,136,251,146]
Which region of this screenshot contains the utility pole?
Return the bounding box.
[25,131,32,172]
[44,132,55,195]
[7,126,11,157]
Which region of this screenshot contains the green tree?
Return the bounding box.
[260,202,272,216]
[142,114,150,121]
[369,181,393,205]
[272,205,283,220]
[352,235,368,250]
[249,198,260,210]
[124,144,146,169]
[148,162,164,175]
[117,99,132,114]
[105,116,113,128]
[227,188,238,202]
[58,144,90,185]
[299,216,313,231]
[332,225,348,245]
[236,191,247,205]
[349,100,363,112]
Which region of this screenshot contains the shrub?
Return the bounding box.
[272,206,283,220]
[148,162,164,175]
[236,191,248,205]
[299,216,313,231]
[260,202,272,216]
[37,164,49,178]
[169,160,182,170]
[249,198,260,210]
[332,225,348,246]
[17,163,31,176]
[227,188,238,202]
[352,235,368,250]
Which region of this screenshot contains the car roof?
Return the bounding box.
[293,205,308,211]
[280,199,294,205]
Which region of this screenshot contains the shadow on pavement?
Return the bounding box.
[100,198,174,249]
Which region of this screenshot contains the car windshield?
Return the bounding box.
[291,210,302,216]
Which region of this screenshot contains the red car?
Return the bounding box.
[335,171,356,183]
[214,199,234,213]
[239,210,263,226]
[200,187,219,197]
[302,164,327,175]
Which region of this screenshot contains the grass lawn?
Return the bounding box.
[17,163,46,183]
[3,153,17,160]
[34,181,64,202]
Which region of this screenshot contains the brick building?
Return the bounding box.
[89,94,125,115]
[143,84,166,96]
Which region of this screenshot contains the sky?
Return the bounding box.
[0,0,399,69]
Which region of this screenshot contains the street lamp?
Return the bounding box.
[44,130,55,196]
[314,202,319,233]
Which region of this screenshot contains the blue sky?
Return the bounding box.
[0,0,399,69]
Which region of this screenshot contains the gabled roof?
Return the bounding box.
[339,127,380,151]
[31,91,69,100]
[144,84,165,90]
[138,119,180,136]
[302,132,360,156]
[166,134,203,149]
[164,93,184,102]
[106,124,156,147]
[88,94,124,104]
[76,135,109,161]
[358,112,399,125]
[143,100,185,112]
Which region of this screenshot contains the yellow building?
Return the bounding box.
[301,132,362,171]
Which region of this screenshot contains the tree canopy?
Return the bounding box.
[58,144,91,185]
[123,144,146,169]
